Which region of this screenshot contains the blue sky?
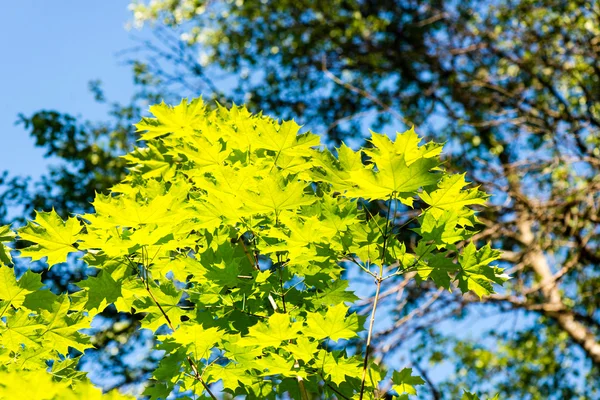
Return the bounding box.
[0,1,136,178]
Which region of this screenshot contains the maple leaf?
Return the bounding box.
[262,215,336,260]
[18,210,82,267]
[345,130,442,201]
[415,209,470,247]
[171,323,222,360]
[310,280,359,308]
[0,225,16,265]
[21,289,58,313]
[0,370,66,400]
[76,270,122,312]
[0,265,43,311]
[39,295,92,354]
[171,134,229,169]
[135,98,207,140]
[346,216,386,264]
[50,357,88,385]
[0,369,135,400]
[317,350,362,385]
[311,144,363,190]
[389,127,443,164]
[0,310,45,352]
[457,242,507,298]
[87,183,190,229]
[5,99,506,399]
[133,281,186,332]
[122,142,176,180]
[142,382,172,400]
[416,252,459,290]
[285,337,319,362]
[304,304,360,342]
[206,363,256,391]
[420,173,487,213]
[391,367,425,396]
[242,176,315,216]
[252,119,320,158]
[238,313,302,349]
[255,353,300,378]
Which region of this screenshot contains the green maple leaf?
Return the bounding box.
[285,337,319,362]
[0,370,69,400]
[255,353,300,378]
[238,313,302,349]
[18,210,83,267]
[21,289,58,312]
[122,142,176,180]
[0,265,43,311]
[311,280,359,308]
[318,350,362,385]
[0,225,16,265]
[421,173,487,213]
[0,310,45,352]
[316,195,359,237]
[5,99,506,398]
[346,215,386,264]
[304,304,360,342]
[242,176,315,216]
[151,347,185,386]
[40,295,92,354]
[415,209,469,247]
[11,346,54,371]
[171,323,222,360]
[391,127,443,163]
[262,215,336,261]
[391,367,425,396]
[416,252,459,290]
[204,260,241,288]
[76,270,122,312]
[172,134,229,169]
[310,143,362,190]
[457,242,507,298]
[221,336,264,366]
[135,98,207,140]
[88,184,190,229]
[134,281,185,332]
[142,382,173,400]
[345,131,441,201]
[49,357,88,385]
[252,119,320,158]
[207,363,256,391]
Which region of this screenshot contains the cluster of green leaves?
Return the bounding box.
[1,99,504,398]
[0,228,133,399]
[123,1,600,397]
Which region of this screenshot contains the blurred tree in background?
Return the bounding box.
[2,0,598,398]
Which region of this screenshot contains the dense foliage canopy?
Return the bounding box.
[1,99,503,399]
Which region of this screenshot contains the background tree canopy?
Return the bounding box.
[1,0,599,398]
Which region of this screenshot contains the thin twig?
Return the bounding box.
[277,253,287,313]
[359,194,394,399]
[321,55,411,127]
